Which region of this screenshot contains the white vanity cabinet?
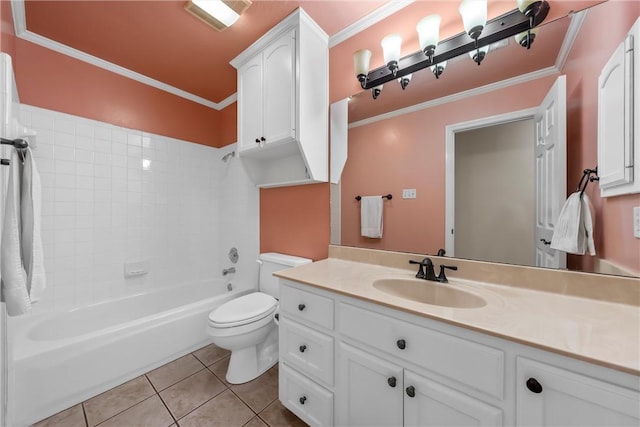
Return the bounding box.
[278,279,640,427]
[231,8,328,188]
[516,358,640,426]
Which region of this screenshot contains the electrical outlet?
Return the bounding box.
[634,207,640,238]
[402,189,417,199]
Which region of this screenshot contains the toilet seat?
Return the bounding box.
[208,292,277,328]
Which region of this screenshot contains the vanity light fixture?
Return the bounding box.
[352,0,550,99]
[185,0,251,31]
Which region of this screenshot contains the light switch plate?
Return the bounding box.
[634,207,640,238]
[402,189,417,199]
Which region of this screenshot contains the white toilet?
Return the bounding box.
[207,252,312,384]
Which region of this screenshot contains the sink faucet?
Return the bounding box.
[409,258,458,283]
[409,258,437,281]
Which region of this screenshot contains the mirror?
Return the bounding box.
[333,0,639,278]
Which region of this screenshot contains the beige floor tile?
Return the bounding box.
[84,376,155,426]
[192,344,230,366]
[97,395,174,427]
[258,400,307,427]
[177,390,254,427]
[34,404,86,427]
[231,365,278,413]
[243,416,268,427]
[208,355,231,385]
[146,354,205,391]
[159,369,227,419]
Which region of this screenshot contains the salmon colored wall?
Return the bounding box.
[260,183,330,261]
[219,103,238,146]
[1,0,16,58]
[562,0,640,274]
[342,76,556,254]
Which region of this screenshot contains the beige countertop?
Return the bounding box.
[275,257,640,376]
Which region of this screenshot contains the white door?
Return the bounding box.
[516,358,640,426]
[336,342,403,426]
[404,370,503,427]
[534,76,567,269]
[237,54,263,152]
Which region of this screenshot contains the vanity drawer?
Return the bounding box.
[338,302,505,400]
[280,281,334,330]
[280,363,334,427]
[280,317,334,386]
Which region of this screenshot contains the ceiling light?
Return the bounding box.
[185,0,251,31]
[353,49,372,89]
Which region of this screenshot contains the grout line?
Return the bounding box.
[145,373,178,424]
[93,394,158,427]
[81,403,89,427]
[172,387,232,425]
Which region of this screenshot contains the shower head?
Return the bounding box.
[221,151,236,162]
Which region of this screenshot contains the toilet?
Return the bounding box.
[207,252,312,384]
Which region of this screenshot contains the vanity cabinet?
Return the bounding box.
[516,358,640,426]
[278,279,640,427]
[231,9,328,188]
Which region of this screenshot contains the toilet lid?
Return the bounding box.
[209,293,277,328]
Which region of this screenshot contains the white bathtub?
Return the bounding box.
[6,281,250,426]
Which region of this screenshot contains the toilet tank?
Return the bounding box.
[258,252,312,298]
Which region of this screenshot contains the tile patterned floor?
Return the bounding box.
[33,344,307,427]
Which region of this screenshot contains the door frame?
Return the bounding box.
[444,107,537,257]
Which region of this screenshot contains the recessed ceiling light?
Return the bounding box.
[185,0,252,31]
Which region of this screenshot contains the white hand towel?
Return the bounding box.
[1,149,31,315]
[21,148,46,302]
[361,196,383,238]
[550,192,596,256]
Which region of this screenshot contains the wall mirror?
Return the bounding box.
[332,0,639,278]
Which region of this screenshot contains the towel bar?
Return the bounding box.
[355,194,392,201]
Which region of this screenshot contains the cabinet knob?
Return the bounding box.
[260,136,266,142]
[387,376,397,388]
[299,345,307,353]
[405,386,416,398]
[526,377,543,394]
[255,138,260,143]
[298,303,306,311]
[396,339,406,350]
[540,238,552,246]
[299,396,307,405]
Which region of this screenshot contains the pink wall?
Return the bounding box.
[342,76,556,254]
[562,0,640,274]
[1,1,16,59]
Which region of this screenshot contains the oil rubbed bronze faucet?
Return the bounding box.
[409,258,458,283]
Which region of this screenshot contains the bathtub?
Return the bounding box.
[6,280,250,426]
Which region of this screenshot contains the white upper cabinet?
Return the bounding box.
[231,9,328,188]
[598,17,639,197]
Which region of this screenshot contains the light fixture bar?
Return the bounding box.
[360,1,549,90]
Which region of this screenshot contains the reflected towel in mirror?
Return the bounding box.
[361,196,383,238]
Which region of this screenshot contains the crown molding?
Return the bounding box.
[328,0,415,48]
[10,0,232,111]
[554,8,588,71]
[349,65,560,129]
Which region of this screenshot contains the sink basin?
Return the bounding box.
[373,278,487,309]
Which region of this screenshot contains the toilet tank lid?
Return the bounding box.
[259,252,312,267]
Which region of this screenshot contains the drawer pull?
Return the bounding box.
[387,376,397,388]
[396,339,406,350]
[299,345,307,353]
[299,396,307,405]
[255,138,260,143]
[298,303,306,311]
[406,386,416,398]
[526,377,543,394]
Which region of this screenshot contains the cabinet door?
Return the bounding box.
[516,358,640,426]
[336,343,403,427]
[404,370,503,427]
[262,29,296,145]
[237,54,264,151]
[598,34,635,196]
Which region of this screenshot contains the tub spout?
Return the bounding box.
[222,267,236,276]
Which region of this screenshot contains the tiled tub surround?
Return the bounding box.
[15,103,259,312]
[33,343,307,427]
[5,104,259,425]
[277,246,640,375]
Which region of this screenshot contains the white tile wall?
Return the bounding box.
[17,104,259,313]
